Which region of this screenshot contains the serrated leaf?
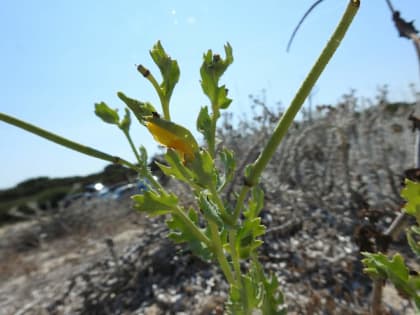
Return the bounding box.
[362,252,409,281]
[362,252,420,303]
[407,228,420,256]
[200,43,233,111]
[244,186,264,219]
[189,149,217,189]
[94,102,120,125]
[243,274,260,308]
[117,92,156,125]
[236,217,266,259]
[252,260,287,315]
[226,275,259,315]
[218,148,236,192]
[217,85,232,109]
[150,41,180,102]
[200,44,233,86]
[167,208,198,244]
[157,149,194,184]
[412,225,420,235]
[119,108,131,133]
[401,179,420,223]
[138,145,148,168]
[227,261,286,315]
[241,218,266,239]
[166,208,213,261]
[132,190,178,216]
[244,164,254,181]
[199,192,223,226]
[409,276,420,291]
[196,106,212,146]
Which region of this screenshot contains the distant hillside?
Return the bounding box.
[1,96,417,226]
[0,164,137,224]
[218,95,417,215]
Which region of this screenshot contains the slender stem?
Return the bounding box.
[371,279,385,315]
[173,206,211,247]
[0,112,138,170]
[233,186,250,221]
[163,101,170,122]
[208,109,220,158]
[208,120,216,158]
[144,171,165,191]
[123,130,165,191]
[148,74,170,120]
[208,221,235,284]
[210,186,225,210]
[137,65,170,120]
[229,230,242,286]
[209,185,235,225]
[245,0,360,187]
[124,130,142,164]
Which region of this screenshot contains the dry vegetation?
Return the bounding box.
[0,88,419,314]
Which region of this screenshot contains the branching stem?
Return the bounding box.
[209,221,235,284]
[0,112,138,171]
[245,0,360,188]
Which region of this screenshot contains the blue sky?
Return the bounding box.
[0,0,419,189]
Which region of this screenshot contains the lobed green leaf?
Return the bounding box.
[158,149,195,185]
[132,190,178,216]
[189,149,217,189]
[218,148,236,192]
[227,260,286,315]
[257,266,287,315]
[244,186,265,219]
[94,102,120,125]
[200,43,233,110]
[196,106,212,146]
[217,85,232,109]
[117,92,156,125]
[407,227,420,256]
[167,208,213,261]
[199,192,224,226]
[138,145,148,168]
[401,179,420,223]
[149,41,180,102]
[119,108,131,133]
[236,217,266,259]
[362,252,420,305]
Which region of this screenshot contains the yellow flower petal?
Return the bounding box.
[146,121,195,161]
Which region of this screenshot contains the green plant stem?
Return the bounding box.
[208,109,220,158]
[0,112,138,170]
[208,221,235,284]
[208,120,216,158]
[147,72,171,120]
[123,130,164,191]
[233,186,250,221]
[137,65,171,120]
[209,185,234,225]
[245,0,360,187]
[144,171,165,191]
[124,130,142,164]
[229,231,242,286]
[173,206,211,246]
[161,98,171,122]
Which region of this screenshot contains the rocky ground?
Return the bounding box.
[1,100,419,314]
[0,185,416,315]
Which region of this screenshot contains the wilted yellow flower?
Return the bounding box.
[145,116,198,162]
